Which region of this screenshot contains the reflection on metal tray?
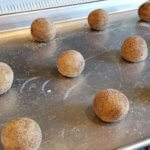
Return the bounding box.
[0,10,150,150]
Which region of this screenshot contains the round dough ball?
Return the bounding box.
[1,117,42,150]
[0,62,14,94]
[138,2,150,22]
[31,18,56,42]
[56,50,85,77]
[88,9,109,30]
[93,89,129,122]
[121,36,148,62]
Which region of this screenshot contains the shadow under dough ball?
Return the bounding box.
[0,62,14,94]
[93,89,129,123]
[31,18,56,42]
[121,35,148,62]
[56,50,85,77]
[1,117,42,150]
[88,9,109,31]
[138,2,150,22]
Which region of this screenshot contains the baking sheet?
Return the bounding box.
[0,10,150,150]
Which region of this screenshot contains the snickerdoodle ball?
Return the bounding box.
[138,2,150,22]
[31,18,56,42]
[56,50,85,77]
[93,89,129,123]
[1,117,42,150]
[121,36,148,62]
[88,9,109,30]
[0,62,14,94]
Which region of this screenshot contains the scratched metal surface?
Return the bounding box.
[0,10,150,150]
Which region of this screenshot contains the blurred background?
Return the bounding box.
[0,0,147,32]
[0,0,146,15]
[0,0,99,15]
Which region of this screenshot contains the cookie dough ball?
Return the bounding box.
[121,36,148,62]
[88,9,109,30]
[1,117,42,150]
[0,62,14,94]
[138,2,150,22]
[31,18,56,42]
[56,50,85,77]
[93,89,129,122]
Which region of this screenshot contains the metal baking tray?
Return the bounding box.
[0,9,150,150]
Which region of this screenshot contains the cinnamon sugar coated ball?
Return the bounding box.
[88,9,109,30]
[31,18,56,42]
[56,50,85,77]
[93,89,129,122]
[1,118,42,150]
[138,2,150,22]
[121,36,148,62]
[0,62,14,94]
